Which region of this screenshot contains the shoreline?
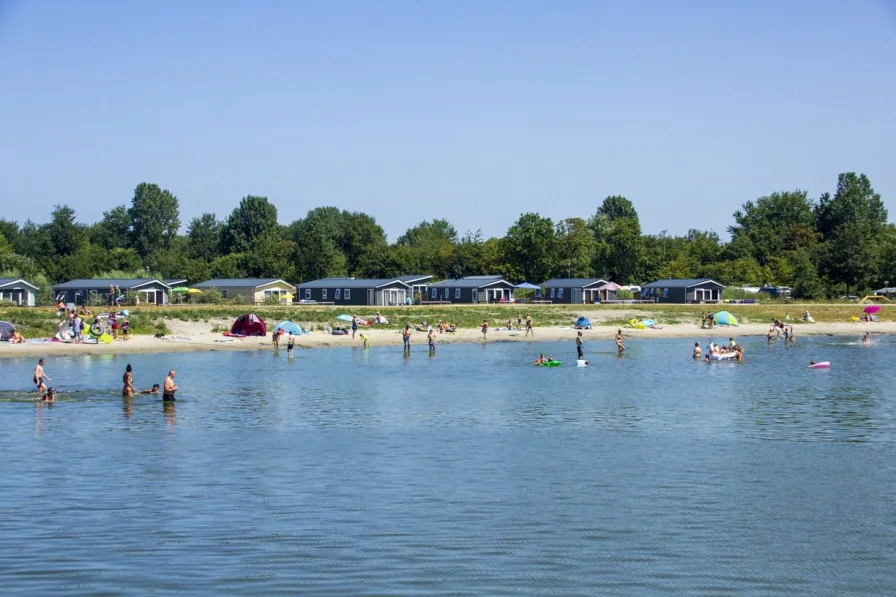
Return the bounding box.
[1,322,888,359]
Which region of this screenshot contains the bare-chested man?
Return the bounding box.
[33,358,51,393]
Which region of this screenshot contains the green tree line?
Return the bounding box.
[0,173,892,301]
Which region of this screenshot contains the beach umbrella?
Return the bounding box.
[0,321,15,341]
[864,305,881,314]
[171,286,189,293]
[336,314,354,322]
[187,288,203,294]
[274,321,302,335]
[713,311,738,326]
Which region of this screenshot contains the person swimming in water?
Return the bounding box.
[42,387,56,402]
[862,332,870,345]
[141,384,160,395]
[122,364,135,396]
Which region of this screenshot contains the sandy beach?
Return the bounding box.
[1,318,890,359]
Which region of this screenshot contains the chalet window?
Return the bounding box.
[550,288,556,298]
[304,289,311,299]
[444,289,450,299]
[345,289,350,299]
[431,288,438,298]
[222,289,229,299]
[557,288,564,298]
[322,289,327,300]
[335,289,341,299]
[455,288,461,299]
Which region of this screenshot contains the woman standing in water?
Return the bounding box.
[122,364,135,396]
[615,329,626,353]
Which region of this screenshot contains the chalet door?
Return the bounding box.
[472,289,479,303]
[571,288,583,303]
[367,289,374,305]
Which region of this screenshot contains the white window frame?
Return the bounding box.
[322,289,327,300]
[444,289,450,300]
[550,288,556,298]
[557,288,564,298]
[345,289,350,299]
[455,288,461,299]
[305,289,311,299]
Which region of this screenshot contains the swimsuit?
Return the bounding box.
[163,387,176,401]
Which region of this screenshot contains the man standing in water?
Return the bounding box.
[287,333,295,358]
[428,328,436,355]
[576,331,584,360]
[615,329,626,353]
[402,324,411,351]
[163,370,177,401]
[33,358,51,393]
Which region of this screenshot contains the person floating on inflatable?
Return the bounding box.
[809,361,830,369]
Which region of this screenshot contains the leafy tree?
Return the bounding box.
[289,207,348,281]
[450,230,485,278]
[47,204,87,256]
[815,173,887,292]
[729,190,818,265]
[340,211,389,276]
[209,253,247,279]
[245,234,295,279]
[0,220,19,249]
[481,237,515,279]
[505,213,555,282]
[187,213,224,261]
[221,195,279,254]
[589,196,644,283]
[553,218,595,278]
[396,219,457,278]
[685,229,722,276]
[0,232,11,256]
[790,249,825,299]
[128,183,180,259]
[90,205,132,250]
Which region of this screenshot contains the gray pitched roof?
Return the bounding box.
[0,278,39,290]
[192,278,294,289]
[164,278,188,286]
[641,278,722,289]
[396,274,433,284]
[541,278,607,289]
[53,278,169,290]
[429,276,511,289]
[299,278,410,289]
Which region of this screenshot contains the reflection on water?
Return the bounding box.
[1,336,895,595]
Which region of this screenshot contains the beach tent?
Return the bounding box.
[514,282,541,290]
[0,321,15,340]
[575,316,592,329]
[274,321,303,335]
[231,313,267,336]
[713,311,738,326]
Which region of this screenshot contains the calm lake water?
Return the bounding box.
[2,335,895,596]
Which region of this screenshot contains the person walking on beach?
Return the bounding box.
[428,328,436,355]
[163,370,177,401]
[525,315,533,337]
[122,364,135,396]
[287,333,295,358]
[402,325,411,351]
[33,358,51,393]
[272,328,281,350]
[576,331,584,359]
[615,329,626,353]
[481,320,489,340]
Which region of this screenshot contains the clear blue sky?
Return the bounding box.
[1,0,894,241]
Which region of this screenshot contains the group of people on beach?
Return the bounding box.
[31,358,177,402]
[54,304,129,343]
